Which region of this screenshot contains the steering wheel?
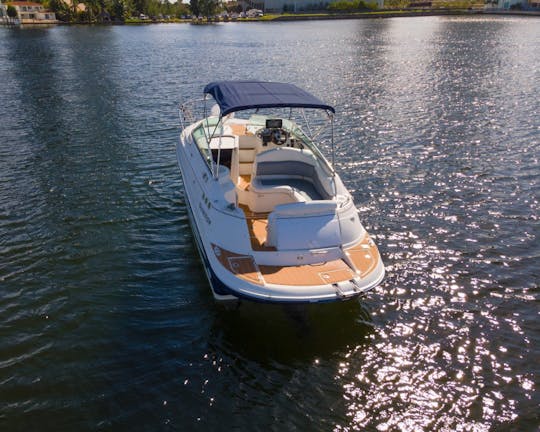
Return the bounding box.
[256,127,289,145]
[271,128,289,145]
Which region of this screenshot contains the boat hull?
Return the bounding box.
[176,126,385,304]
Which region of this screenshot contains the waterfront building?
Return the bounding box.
[484,0,539,9]
[0,0,57,24]
[261,0,330,12]
[239,0,334,12]
[62,0,87,14]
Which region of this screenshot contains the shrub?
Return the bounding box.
[327,0,377,11]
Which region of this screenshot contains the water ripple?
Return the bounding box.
[0,17,538,431]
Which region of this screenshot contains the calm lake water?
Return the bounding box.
[1,16,538,431]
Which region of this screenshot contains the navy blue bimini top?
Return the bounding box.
[203,81,335,116]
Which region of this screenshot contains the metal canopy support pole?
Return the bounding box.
[329,112,338,199]
[202,95,215,177]
[330,113,335,169]
[215,115,223,179]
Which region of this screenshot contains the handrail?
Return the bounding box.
[179,97,207,129]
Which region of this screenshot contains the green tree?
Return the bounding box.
[199,0,217,16]
[110,0,132,20]
[7,5,17,18]
[174,2,190,17]
[132,0,146,15]
[190,0,200,16]
[327,0,377,10]
[49,0,74,21]
[146,0,160,16]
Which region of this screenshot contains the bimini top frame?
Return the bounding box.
[179,81,337,181]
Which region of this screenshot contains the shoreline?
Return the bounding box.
[2,9,538,27]
[271,9,540,21]
[128,9,540,24]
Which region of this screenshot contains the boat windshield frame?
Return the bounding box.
[179,83,337,184]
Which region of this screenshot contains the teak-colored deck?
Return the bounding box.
[212,234,379,288]
[345,235,379,277]
[212,244,262,285]
[258,260,356,286]
[228,123,247,136]
[238,175,251,191]
[239,204,275,252]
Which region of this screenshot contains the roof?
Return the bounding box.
[203,81,335,116]
[7,2,43,5]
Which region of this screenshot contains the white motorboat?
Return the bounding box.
[177,81,384,303]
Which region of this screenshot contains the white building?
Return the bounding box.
[261,0,328,12]
[484,0,539,8]
[0,1,57,25]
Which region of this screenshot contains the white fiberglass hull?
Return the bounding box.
[176,119,385,304]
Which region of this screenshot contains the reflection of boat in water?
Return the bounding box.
[177,81,385,303]
[211,301,375,363]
